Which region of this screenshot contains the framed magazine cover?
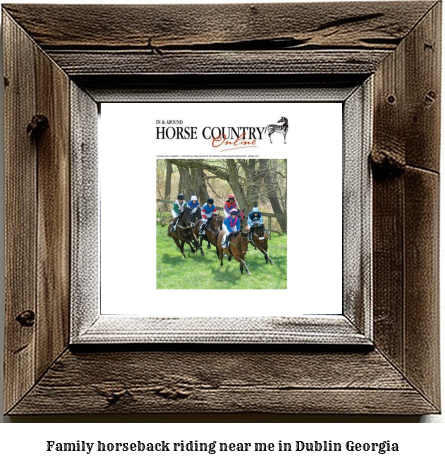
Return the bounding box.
[3,2,440,415]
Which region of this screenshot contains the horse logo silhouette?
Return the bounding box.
[266,117,288,144]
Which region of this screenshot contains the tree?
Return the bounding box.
[164,161,173,200]
[162,158,287,232]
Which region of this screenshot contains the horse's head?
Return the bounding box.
[254,224,264,233]
[239,231,249,253]
[211,214,223,230]
[278,116,287,124]
[181,206,193,226]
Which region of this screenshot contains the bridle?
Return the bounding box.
[177,223,193,230]
[252,225,265,239]
[176,209,193,230]
[229,233,248,255]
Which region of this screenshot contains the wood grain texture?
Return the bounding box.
[70,84,100,341]
[35,44,71,380]
[3,13,37,414]
[372,176,405,370]
[372,1,441,172]
[2,2,435,50]
[404,2,441,172]
[371,3,441,411]
[47,50,391,76]
[404,168,440,409]
[77,75,366,103]
[9,349,437,415]
[3,2,441,416]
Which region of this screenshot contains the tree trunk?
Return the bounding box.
[226,160,248,212]
[191,167,209,204]
[179,166,192,198]
[259,159,287,232]
[164,161,173,200]
[178,166,192,199]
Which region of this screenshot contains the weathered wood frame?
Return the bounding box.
[71,83,373,345]
[3,2,440,415]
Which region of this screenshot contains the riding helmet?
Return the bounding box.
[177,193,185,200]
[207,198,214,204]
[228,194,235,200]
[191,195,198,201]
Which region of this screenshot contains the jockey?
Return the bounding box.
[223,194,238,218]
[171,194,188,232]
[187,195,200,212]
[222,208,240,248]
[247,206,263,240]
[199,198,217,236]
[171,194,188,218]
[187,195,200,221]
[247,207,263,229]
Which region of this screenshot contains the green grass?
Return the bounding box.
[156,224,287,289]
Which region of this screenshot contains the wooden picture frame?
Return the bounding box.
[3,2,440,415]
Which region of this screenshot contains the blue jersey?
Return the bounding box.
[223,215,240,232]
[188,200,200,210]
[248,211,263,227]
[201,204,216,218]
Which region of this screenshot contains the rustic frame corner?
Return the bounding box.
[3,2,441,415]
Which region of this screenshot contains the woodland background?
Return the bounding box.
[156,158,287,233]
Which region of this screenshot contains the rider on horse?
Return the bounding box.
[246,206,263,240]
[188,195,200,221]
[222,208,241,248]
[171,193,188,232]
[223,194,238,218]
[199,198,217,236]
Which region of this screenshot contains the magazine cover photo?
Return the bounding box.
[156,158,287,290]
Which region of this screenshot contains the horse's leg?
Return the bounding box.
[263,240,274,264]
[237,257,251,276]
[242,258,251,275]
[260,247,274,265]
[197,238,205,256]
[173,237,186,258]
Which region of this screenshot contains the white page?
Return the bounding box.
[99,102,342,316]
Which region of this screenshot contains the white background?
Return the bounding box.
[0,0,444,460]
[100,102,342,316]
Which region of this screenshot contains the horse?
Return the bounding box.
[266,116,288,144]
[191,205,201,224]
[193,212,224,250]
[167,206,204,258]
[216,230,251,275]
[244,223,274,265]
